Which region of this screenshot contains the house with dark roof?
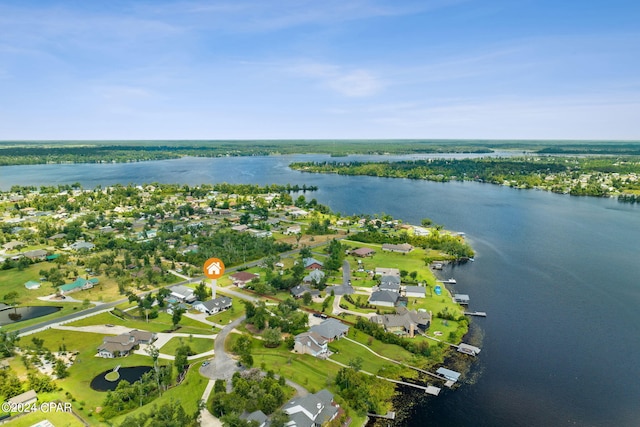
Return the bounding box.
[290,285,320,299]
[294,331,328,358]
[241,410,267,427]
[230,271,259,288]
[310,318,349,342]
[283,389,339,426]
[370,307,431,338]
[379,275,401,293]
[98,330,156,358]
[368,290,400,307]
[193,296,233,315]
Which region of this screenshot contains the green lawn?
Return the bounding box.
[160,336,214,355]
[110,362,209,426]
[67,311,215,335]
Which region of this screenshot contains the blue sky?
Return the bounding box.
[1,0,639,140]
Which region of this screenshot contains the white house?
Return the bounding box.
[193,296,232,315]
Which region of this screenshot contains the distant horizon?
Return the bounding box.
[2,138,640,143]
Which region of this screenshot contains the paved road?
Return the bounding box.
[199,315,246,385]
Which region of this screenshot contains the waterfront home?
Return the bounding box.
[370,307,431,338]
[193,296,233,315]
[230,271,259,287]
[381,243,413,253]
[404,285,426,298]
[368,290,400,307]
[283,389,339,427]
[310,318,349,342]
[293,331,329,358]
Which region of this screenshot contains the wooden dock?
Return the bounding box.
[367,411,396,420]
[376,376,441,396]
[464,311,487,317]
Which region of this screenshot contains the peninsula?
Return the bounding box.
[0,182,477,427]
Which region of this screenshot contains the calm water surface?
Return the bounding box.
[2,155,639,426]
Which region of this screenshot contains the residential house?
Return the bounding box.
[293,331,329,358]
[231,224,249,232]
[241,410,268,427]
[285,224,302,235]
[2,240,24,251]
[169,285,197,303]
[8,390,38,407]
[303,258,324,270]
[70,241,95,251]
[404,285,426,298]
[379,275,401,293]
[291,285,320,299]
[230,271,259,288]
[303,269,325,285]
[370,307,431,338]
[22,249,48,261]
[59,277,99,293]
[98,330,156,358]
[368,290,400,307]
[351,247,375,257]
[374,267,400,277]
[283,389,339,427]
[381,243,414,253]
[193,296,233,315]
[310,318,349,342]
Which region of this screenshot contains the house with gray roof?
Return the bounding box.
[98,330,156,358]
[241,410,268,427]
[290,284,320,299]
[379,275,401,293]
[193,296,233,315]
[22,249,48,261]
[169,285,196,303]
[303,269,325,285]
[2,240,24,251]
[404,285,426,298]
[283,389,339,427]
[70,241,95,251]
[370,307,431,338]
[368,290,400,307]
[310,318,349,342]
[382,243,413,253]
[294,331,328,358]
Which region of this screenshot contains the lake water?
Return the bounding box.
[0,306,62,326]
[2,155,639,426]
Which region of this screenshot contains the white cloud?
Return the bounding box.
[289,62,383,97]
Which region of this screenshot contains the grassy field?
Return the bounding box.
[160,336,214,355]
[1,406,87,427]
[109,361,209,426]
[67,311,215,335]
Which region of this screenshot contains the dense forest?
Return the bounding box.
[2,140,639,166]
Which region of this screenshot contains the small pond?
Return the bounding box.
[0,306,62,326]
[90,366,154,391]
